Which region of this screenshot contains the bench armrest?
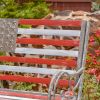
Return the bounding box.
[48,68,84,100]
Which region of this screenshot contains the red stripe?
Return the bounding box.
[0,90,61,100]
[19,19,81,27]
[0,74,74,87]
[0,56,76,68]
[17,38,79,47]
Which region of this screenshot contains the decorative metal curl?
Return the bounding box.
[48,71,62,100]
[60,74,83,100]
[48,68,84,100]
[48,71,73,100]
[60,90,76,100]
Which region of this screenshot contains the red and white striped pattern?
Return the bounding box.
[0,19,82,99]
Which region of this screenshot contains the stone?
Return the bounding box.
[0,19,18,52]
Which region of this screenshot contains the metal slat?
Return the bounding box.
[0,89,61,100]
[17,38,79,47]
[18,28,81,37]
[0,65,76,75]
[0,92,61,100]
[0,95,37,100]
[0,56,76,68]
[0,74,74,87]
[15,48,78,57]
[19,19,81,27]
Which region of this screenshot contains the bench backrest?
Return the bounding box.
[0,19,90,92]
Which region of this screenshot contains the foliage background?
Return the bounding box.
[0,0,50,18]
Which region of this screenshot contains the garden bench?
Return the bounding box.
[0,19,90,100]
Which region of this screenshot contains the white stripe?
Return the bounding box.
[18,28,80,37]
[0,95,39,100]
[0,65,76,75]
[15,48,78,57]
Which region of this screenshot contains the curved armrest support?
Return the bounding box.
[48,68,84,100]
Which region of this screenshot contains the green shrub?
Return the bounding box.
[83,73,100,100]
[0,0,50,18]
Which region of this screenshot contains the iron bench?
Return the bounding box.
[0,19,90,100]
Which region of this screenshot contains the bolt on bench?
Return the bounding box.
[0,19,90,100]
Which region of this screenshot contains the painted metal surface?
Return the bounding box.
[0,95,36,100]
[17,38,79,46]
[77,21,90,69]
[0,91,60,100]
[0,89,61,100]
[0,74,74,87]
[19,19,81,26]
[0,65,76,75]
[15,48,78,57]
[18,28,81,36]
[0,56,76,68]
[0,19,18,52]
[77,21,87,69]
[77,22,90,100]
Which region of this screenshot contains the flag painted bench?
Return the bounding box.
[0,19,90,100]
